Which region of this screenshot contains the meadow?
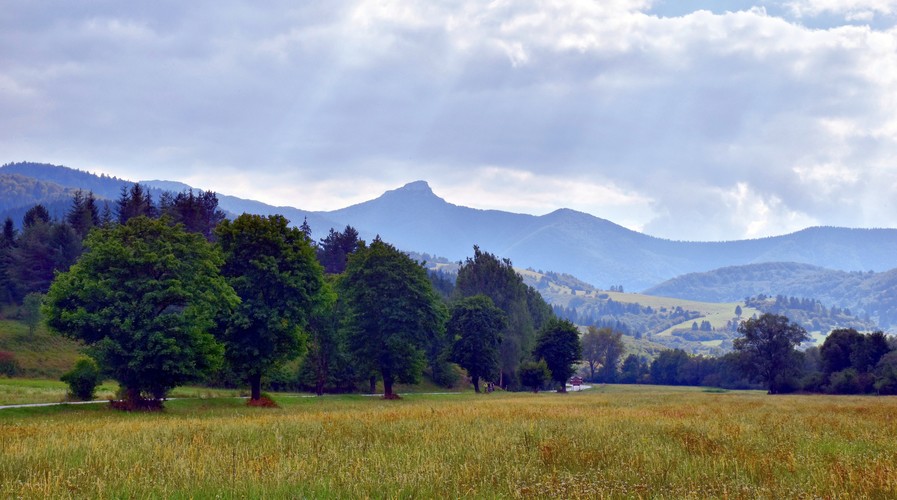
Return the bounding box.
[1,384,895,498]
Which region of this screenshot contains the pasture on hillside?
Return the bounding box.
[1,385,895,498]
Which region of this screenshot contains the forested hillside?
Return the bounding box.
[645,262,897,330]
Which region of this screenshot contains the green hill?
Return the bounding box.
[644,262,897,330]
[0,315,84,379]
[521,268,875,355]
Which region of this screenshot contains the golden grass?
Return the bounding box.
[1,386,895,498]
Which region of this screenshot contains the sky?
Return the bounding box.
[2,1,897,241]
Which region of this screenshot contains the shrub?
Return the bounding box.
[828,369,862,394]
[519,359,551,393]
[0,351,20,377]
[61,359,101,400]
[874,352,897,395]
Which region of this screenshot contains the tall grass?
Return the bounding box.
[1,387,895,497]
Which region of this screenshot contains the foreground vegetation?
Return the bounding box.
[1,386,895,498]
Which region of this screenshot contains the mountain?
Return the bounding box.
[4,162,897,293]
[318,181,897,290]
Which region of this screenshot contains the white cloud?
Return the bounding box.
[787,0,897,19]
[2,1,897,241]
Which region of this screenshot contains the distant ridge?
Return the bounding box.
[3,162,897,292]
[644,262,897,329]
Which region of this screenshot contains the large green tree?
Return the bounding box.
[454,246,553,389]
[734,313,809,394]
[448,294,507,393]
[581,326,625,382]
[301,276,351,396]
[44,216,237,408]
[341,238,446,399]
[533,318,582,393]
[216,214,324,402]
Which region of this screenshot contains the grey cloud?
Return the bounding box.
[1,1,897,240]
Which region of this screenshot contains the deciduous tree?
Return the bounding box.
[44,217,237,408]
[734,313,808,394]
[341,238,446,399]
[581,326,624,382]
[519,359,550,393]
[533,318,582,393]
[448,294,506,393]
[216,214,324,402]
[454,246,553,389]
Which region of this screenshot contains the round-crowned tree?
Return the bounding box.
[44,217,238,409]
[216,214,324,402]
[448,294,507,393]
[533,318,582,393]
[341,238,446,399]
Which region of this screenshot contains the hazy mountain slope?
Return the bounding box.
[5,163,897,293]
[140,180,342,232]
[0,174,75,212]
[0,173,81,225]
[322,181,897,290]
[1,162,130,199]
[0,163,342,235]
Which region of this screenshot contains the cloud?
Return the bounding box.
[787,0,897,20]
[1,1,897,241]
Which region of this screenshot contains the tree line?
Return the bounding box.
[587,317,897,395]
[5,186,896,407]
[1,187,590,408]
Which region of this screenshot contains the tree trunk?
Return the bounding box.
[126,387,141,405]
[315,353,326,396]
[383,372,399,399]
[250,373,262,401]
[369,375,377,395]
[558,381,567,393]
[473,375,481,393]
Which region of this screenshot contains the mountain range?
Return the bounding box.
[3,162,897,295]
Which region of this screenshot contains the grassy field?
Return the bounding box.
[0,378,254,406]
[1,385,895,498]
[0,319,84,379]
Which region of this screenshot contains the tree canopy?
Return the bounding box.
[448,294,507,393]
[44,216,238,407]
[160,190,226,241]
[317,225,361,274]
[581,326,624,382]
[454,246,553,389]
[734,313,809,394]
[216,214,324,401]
[341,238,446,399]
[533,318,582,393]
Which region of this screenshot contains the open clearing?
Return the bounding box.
[1,385,895,498]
